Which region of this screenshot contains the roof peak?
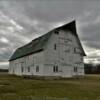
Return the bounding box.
[58,20,76,29]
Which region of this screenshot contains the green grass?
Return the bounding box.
[0,74,100,100]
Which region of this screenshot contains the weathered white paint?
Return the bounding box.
[43,29,84,77]
[9,52,44,76]
[9,29,85,77]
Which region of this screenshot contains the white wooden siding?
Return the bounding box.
[9,29,84,77]
[43,29,84,77]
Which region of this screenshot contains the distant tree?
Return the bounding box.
[84,63,100,74]
[0,69,8,72]
[96,64,100,74]
[84,63,92,74]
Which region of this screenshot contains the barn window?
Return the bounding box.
[74,47,81,54]
[74,48,76,53]
[53,66,55,72]
[54,44,57,50]
[55,30,59,34]
[53,65,58,72]
[21,67,24,73]
[64,46,70,53]
[36,66,39,72]
[80,57,83,61]
[74,67,77,72]
[28,67,30,72]
[21,62,24,73]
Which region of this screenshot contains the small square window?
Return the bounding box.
[55,30,59,34]
[74,47,81,54]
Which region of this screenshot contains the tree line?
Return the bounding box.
[84,63,100,74]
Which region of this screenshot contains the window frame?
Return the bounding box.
[74,67,78,72]
[21,67,24,73]
[53,65,58,72]
[74,47,81,54]
[55,30,59,34]
[36,65,39,72]
[54,44,57,50]
[28,67,30,72]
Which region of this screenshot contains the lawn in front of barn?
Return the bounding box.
[0,74,100,100]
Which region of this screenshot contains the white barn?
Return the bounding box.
[9,20,86,78]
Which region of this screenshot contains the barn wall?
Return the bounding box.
[44,29,84,77]
[9,52,44,76]
[43,32,61,76]
[9,29,84,77]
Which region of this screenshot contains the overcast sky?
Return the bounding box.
[0,0,100,68]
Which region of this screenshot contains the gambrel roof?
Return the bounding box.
[9,20,86,61]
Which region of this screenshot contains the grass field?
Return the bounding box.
[0,74,100,100]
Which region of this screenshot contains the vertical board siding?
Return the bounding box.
[9,29,84,77]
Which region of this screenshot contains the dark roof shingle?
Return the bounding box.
[9,31,52,61]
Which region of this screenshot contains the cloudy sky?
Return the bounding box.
[0,0,100,68]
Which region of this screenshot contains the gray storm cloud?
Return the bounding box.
[0,0,100,68]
